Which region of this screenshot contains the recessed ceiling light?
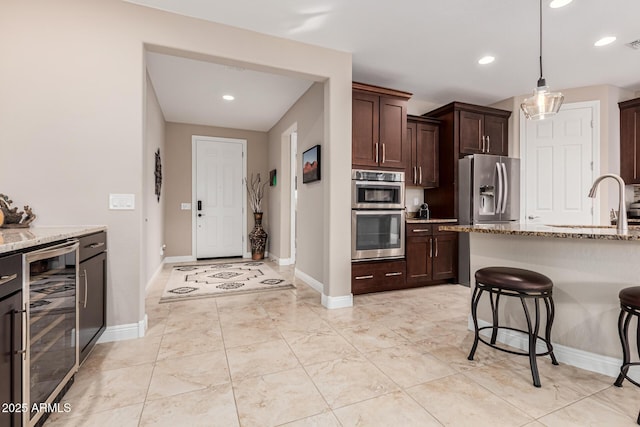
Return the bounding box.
[594,36,616,47]
[549,0,573,8]
[478,56,495,65]
[222,95,235,101]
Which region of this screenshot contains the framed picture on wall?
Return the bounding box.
[302,145,321,184]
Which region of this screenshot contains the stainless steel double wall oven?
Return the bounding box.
[351,169,405,261]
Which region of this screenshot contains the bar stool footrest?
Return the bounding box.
[476,325,555,358]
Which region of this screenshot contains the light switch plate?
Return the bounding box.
[109,193,135,210]
[181,203,191,210]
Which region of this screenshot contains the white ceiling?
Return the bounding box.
[137,0,640,131]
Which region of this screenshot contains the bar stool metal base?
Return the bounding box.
[468,283,558,388]
[613,298,640,425]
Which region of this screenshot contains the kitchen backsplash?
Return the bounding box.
[405,187,424,212]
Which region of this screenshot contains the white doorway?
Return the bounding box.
[290,130,298,264]
[521,101,599,225]
[192,136,247,259]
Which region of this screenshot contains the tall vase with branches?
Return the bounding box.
[245,173,268,259]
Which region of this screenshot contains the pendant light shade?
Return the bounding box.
[520,0,564,120]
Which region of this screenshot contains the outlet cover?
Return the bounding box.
[181,203,192,210]
[109,193,135,210]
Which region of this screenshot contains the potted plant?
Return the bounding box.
[245,173,268,259]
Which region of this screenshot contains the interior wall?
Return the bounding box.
[164,122,268,257]
[0,0,352,329]
[143,73,166,288]
[268,83,325,283]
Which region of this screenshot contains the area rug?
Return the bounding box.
[160,261,295,302]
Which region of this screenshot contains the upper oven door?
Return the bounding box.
[352,180,404,209]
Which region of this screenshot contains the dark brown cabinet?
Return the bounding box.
[406,223,457,286]
[352,82,411,170]
[459,108,509,157]
[351,259,406,295]
[407,115,440,188]
[619,97,640,184]
[423,102,511,218]
[78,232,107,363]
[0,253,23,427]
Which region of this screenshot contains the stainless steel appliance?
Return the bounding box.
[352,169,404,209]
[24,240,79,426]
[458,154,520,284]
[352,169,405,261]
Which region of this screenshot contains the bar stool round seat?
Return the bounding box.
[468,266,558,388]
[614,286,640,425]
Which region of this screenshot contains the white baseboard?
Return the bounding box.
[471,317,637,381]
[294,268,323,293]
[145,263,164,293]
[273,256,294,266]
[163,255,196,264]
[97,315,148,343]
[321,293,354,309]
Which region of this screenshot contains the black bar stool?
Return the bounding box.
[614,286,640,425]
[468,266,559,387]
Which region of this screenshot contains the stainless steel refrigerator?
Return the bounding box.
[458,154,520,285]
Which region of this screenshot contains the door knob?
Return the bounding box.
[528,215,540,220]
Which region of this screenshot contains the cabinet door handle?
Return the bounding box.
[419,166,422,185]
[13,308,27,360]
[481,135,486,153]
[0,273,17,285]
[412,229,431,232]
[86,242,105,249]
[413,166,417,184]
[355,275,373,280]
[82,269,88,308]
[435,238,439,257]
[385,272,403,277]
[486,136,490,153]
[382,143,386,163]
[429,238,433,257]
[375,143,379,164]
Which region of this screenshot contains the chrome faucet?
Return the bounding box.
[588,174,628,233]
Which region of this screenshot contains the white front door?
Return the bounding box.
[522,102,598,225]
[194,137,245,258]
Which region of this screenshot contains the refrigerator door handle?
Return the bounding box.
[495,162,503,214]
[501,162,509,213]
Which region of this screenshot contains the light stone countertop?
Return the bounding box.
[440,222,640,241]
[0,226,107,254]
[405,218,458,224]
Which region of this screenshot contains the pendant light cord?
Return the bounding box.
[538,0,544,84]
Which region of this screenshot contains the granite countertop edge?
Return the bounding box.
[406,218,458,224]
[440,223,640,241]
[0,225,107,254]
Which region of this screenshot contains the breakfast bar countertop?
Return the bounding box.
[405,218,458,224]
[440,222,640,241]
[0,226,107,254]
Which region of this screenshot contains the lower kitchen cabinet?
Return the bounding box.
[351,259,406,295]
[78,232,107,363]
[406,223,457,285]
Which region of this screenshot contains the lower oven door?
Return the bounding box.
[352,210,405,261]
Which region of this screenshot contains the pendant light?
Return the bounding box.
[520,0,564,120]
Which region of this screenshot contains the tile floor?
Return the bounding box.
[46,260,640,426]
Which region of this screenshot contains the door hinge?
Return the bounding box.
[590,161,593,171]
[590,120,594,129]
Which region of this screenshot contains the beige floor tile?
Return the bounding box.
[233,367,328,426]
[140,383,238,427]
[338,323,409,352]
[407,373,533,427]
[163,311,221,335]
[366,343,457,388]
[283,326,359,365]
[305,355,399,409]
[333,390,441,426]
[221,322,284,348]
[278,410,342,427]
[226,338,300,381]
[591,383,640,420]
[45,403,143,427]
[537,395,638,426]
[80,335,161,373]
[146,350,230,400]
[57,364,154,417]
[157,327,224,360]
[462,359,602,419]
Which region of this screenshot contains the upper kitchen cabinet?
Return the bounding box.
[619,97,640,184]
[407,115,440,188]
[457,104,510,156]
[352,82,412,170]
